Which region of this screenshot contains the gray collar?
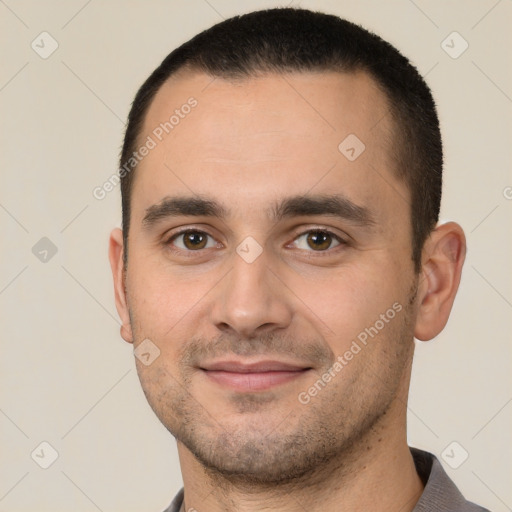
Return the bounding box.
[163,448,490,512]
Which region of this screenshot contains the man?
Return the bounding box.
[109,7,490,512]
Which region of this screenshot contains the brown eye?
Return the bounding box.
[307,231,332,250]
[170,230,215,251]
[293,230,342,252]
[183,232,207,250]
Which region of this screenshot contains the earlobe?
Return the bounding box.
[414,222,466,341]
[108,228,134,343]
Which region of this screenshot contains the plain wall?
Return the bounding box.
[1,1,511,510]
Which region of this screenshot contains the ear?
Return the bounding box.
[414,222,466,341]
[108,228,134,343]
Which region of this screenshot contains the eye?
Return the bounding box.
[167,230,218,251]
[292,230,344,252]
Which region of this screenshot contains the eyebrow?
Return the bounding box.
[142,194,376,229]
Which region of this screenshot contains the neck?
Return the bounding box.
[176,405,423,512]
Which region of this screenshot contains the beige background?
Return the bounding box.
[1,1,511,511]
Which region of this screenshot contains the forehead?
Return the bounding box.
[131,69,404,224]
[142,68,392,155]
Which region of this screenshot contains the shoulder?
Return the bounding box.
[411,448,491,512]
[161,487,184,512]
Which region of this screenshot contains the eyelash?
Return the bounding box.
[163,227,348,257]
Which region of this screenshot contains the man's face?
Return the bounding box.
[122,70,419,483]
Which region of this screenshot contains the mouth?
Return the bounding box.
[199,359,313,392]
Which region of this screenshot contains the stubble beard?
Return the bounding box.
[134,289,417,489]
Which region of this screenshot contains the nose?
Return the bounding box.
[209,245,294,339]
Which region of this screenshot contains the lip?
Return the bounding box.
[201,359,309,373]
[200,359,312,392]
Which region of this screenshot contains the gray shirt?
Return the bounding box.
[162,448,490,512]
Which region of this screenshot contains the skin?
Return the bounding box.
[109,70,466,512]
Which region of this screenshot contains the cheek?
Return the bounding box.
[290,262,398,351]
[126,260,197,339]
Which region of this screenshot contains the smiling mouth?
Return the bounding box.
[199,359,312,392]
